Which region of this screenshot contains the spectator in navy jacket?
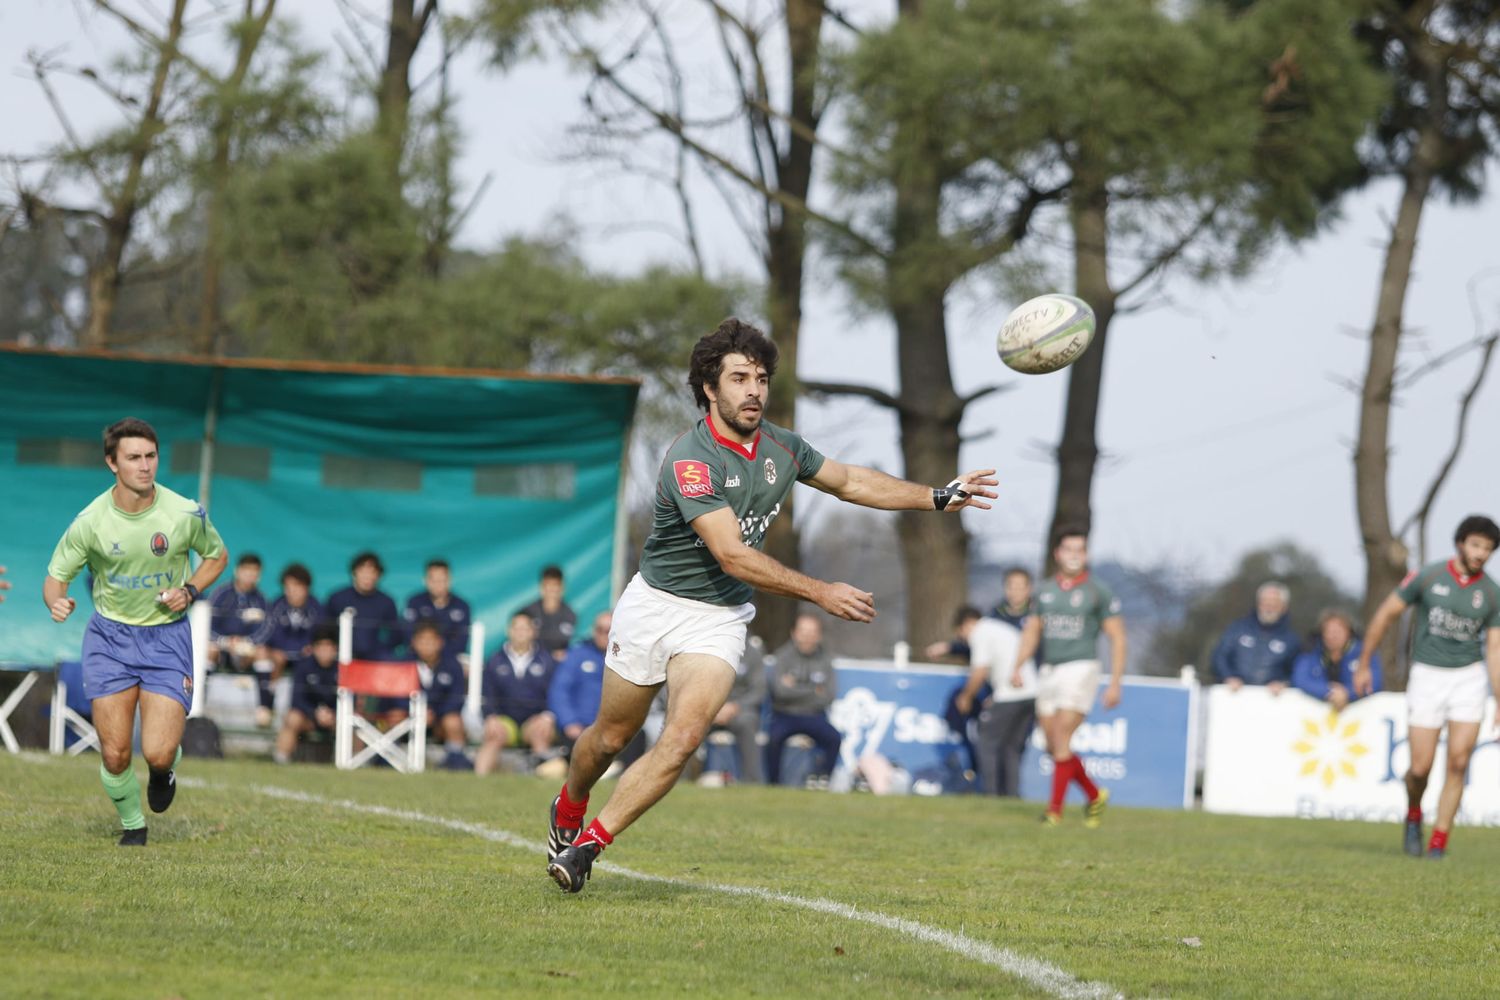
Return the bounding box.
[325,551,401,662]
[517,564,577,662]
[476,612,556,775]
[549,611,611,746]
[391,621,470,770]
[1212,582,1298,692]
[1292,609,1382,711]
[260,562,323,673]
[403,558,471,662]
[208,553,274,724]
[274,623,340,764]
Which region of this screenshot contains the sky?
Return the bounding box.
[4,0,1497,596]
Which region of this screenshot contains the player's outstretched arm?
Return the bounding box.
[43,575,77,623]
[1011,616,1042,687]
[690,507,875,623]
[806,459,997,513]
[1354,593,1406,695]
[1101,616,1127,709]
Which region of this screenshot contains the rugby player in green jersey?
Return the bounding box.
[43,418,228,845]
[1009,529,1126,827]
[1355,515,1500,859]
[548,319,998,892]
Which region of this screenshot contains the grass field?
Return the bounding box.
[3,752,1497,999]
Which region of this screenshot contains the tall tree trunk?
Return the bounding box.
[197,0,278,355]
[1045,175,1117,571]
[755,0,823,647]
[378,0,428,181]
[1355,123,1441,687]
[82,0,189,349]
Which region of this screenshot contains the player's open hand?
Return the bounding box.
[946,469,999,511]
[819,582,875,623]
[49,597,77,622]
[1351,662,1373,697]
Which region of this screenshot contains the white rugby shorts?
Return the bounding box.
[1035,659,1102,717]
[1406,661,1489,729]
[604,573,756,687]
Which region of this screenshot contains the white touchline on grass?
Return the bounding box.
[170,776,1125,1000]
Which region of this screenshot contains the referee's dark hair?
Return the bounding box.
[1455,515,1500,548]
[688,317,779,412]
[103,417,158,459]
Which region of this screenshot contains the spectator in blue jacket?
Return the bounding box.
[550,611,610,746]
[274,623,340,764]
[208,552,274,724]
[403,558,472,662]
[393,621,470,770]
[475,612,556,775]
[325,551,401,661]
[1292,609,1381,711]
[1212,581,1298,692]
[260,562,323,673]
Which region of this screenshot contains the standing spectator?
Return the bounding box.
[476,612,557,775]
[1212,581,1298,692]
[956,568,1037,797]
[1356,515,1500,859]
[208,553,273,726]
[399,621,470,771]
[325,551,401,662]
[404,558,471,662]
[1291,609,1382,711]
[711,633,768,784]
[550,612,612,748]
[765,613,844,786]
[273,623,340,765]
[1011,530,1125,826]
[519,565,577,662]
[260,563,324,675]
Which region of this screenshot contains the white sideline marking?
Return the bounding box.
[178,777,1124,999]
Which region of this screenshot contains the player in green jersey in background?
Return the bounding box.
[44,418,228,846]
[1356,515,1500,859]
[547,318,998,892]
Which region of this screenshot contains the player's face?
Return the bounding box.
[425,566,451,599]
[707,354,769,437]
[1456,534,1496,575]
[1256,588,1287,623]
[1003,573,1032,610]
[412,629,442,664]
[107,436,158,494]
[541,577,563,603]
[1054,537,1087,576]
[312,640,338,666]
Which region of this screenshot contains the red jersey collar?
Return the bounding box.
[705,414,759,460]
[1055,570,1089,590]
[1447,560,1482,588]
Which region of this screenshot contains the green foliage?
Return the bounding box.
[5,754,1500,998]
[460,0,608,69]
[1150,541,1359,680]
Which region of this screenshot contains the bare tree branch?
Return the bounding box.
[1115,203,1221,304]
[802,378,903,413]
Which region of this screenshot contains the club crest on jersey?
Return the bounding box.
[673,460,714,498]
[151,532,169,557]
[1070,592,1082,607]
[764,458,777,484]
[1475,591,1485,610]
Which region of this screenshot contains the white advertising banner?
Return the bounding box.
[1202,686,1500,826]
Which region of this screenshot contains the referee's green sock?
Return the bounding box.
[100,762,145,832]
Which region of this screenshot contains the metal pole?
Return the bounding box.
[197,366,224,514]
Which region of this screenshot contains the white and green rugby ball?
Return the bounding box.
[997,293,1096,374]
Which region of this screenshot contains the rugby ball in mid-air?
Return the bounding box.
[997,293,1096,374]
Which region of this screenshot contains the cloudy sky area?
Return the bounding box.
[5,0,1496,594]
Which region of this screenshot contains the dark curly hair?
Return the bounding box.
[1455,515,1500,548]
[687,318,779,412]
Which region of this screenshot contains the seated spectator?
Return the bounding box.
[518,564,577,663]
[1212,581,1298,693]
[208,552,274,726]
[261,562,323,674]
[273,622,340,764]
[549,611,611,748]
[476,612,556,775]
[766,613,844,786]
[710,633,768,784]
[1292,609,1382,711]
[325,551,401,662]
[395,621,470,771]
[404,558,472,662]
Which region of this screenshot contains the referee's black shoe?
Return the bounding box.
[147,767,176,814]
[118,826,148,846]
[548,841,601,894]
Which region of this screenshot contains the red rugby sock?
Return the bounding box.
[1049,758,1070,815]
[1406,807,1422,823]
[557,782,588,826]
[575,818,614,851]
[1429,829,1449,852]
[1072,757,1099,800]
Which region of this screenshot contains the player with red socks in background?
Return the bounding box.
[1010,529,1126,827]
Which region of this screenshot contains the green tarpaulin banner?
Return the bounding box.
[0,347,637,666]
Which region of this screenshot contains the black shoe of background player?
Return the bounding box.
[118,826,148,847]
[147,767,177,814]
[1404,818,1424,857]
[548,841,601,894]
